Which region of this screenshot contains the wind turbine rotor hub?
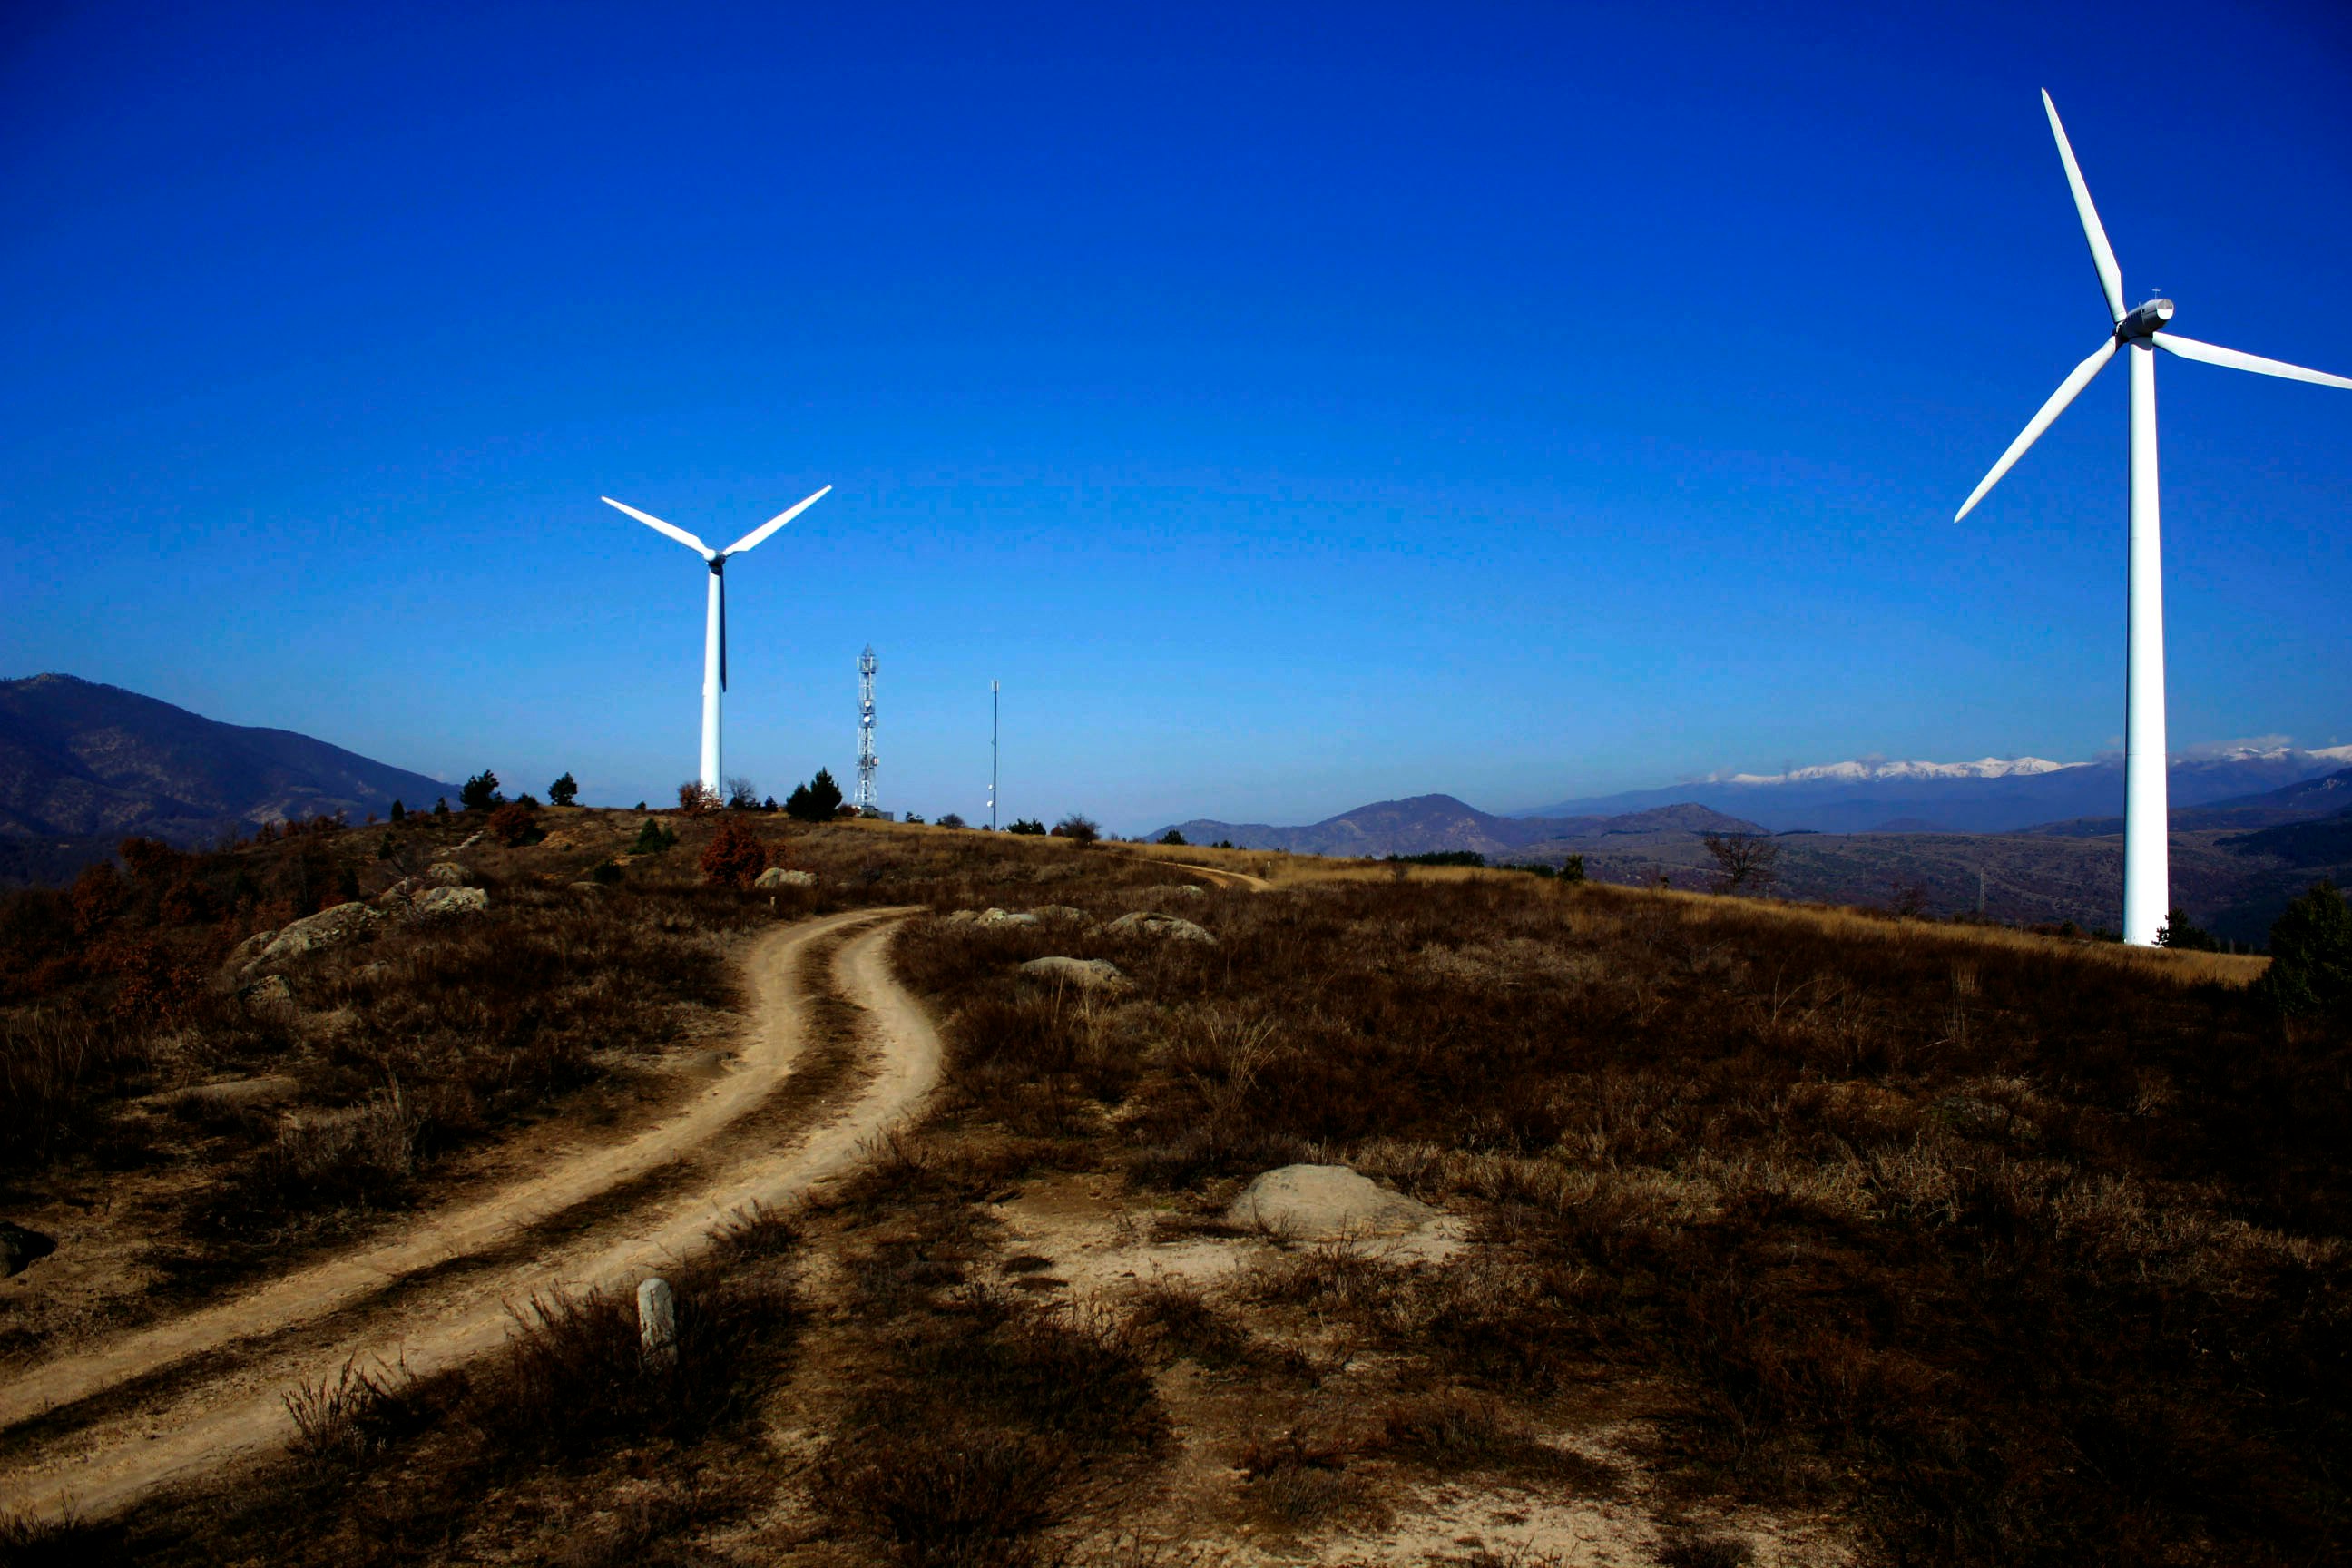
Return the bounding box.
[2115,299,2176,344]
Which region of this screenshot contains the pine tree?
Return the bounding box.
[548,772,579,808]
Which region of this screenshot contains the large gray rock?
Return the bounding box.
[422,862,471,888]
[257,902,381,965]
[1,1221,56,1278]
[1139,883,1207,900]
[975,907,1039,928]
[410,886,489,920]
[1105,911,1216,945]
[1018,956,1129,992]
[158,1073,301,1111]
[754,867,817,889]
[1228,1165,1437,1240]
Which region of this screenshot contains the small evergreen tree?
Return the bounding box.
[1159,828,1187,846]
[786,770,845,822]
[548,772,579,808]
[434,798,451,818]
[2253,880,2352,1015]
[389,799,406,824]
[1053,813,1101,845]
[459,770,504,812]
[1559,853,1587,884]
[2156,908,2220,952]
[632,818,676,855]
[1007,818,1046,836]
[937,812,966,829]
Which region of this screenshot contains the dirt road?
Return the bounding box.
[0,906,941,1524]
[1163,860,1271,892]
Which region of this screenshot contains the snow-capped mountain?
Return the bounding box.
[1522,743,2352,834]
[1719,757,2075,786]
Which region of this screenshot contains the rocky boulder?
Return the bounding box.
[1,1220,56,1278]
[975,908,1039,928]
[1138,883,1207,900]
[410,886,489,919]
[1105,911,1216,944]
[754,867,818,889]
[1227,1164,1437,1240]
[256,902,381,966]
[1018,956,1129,992]
[422,862,471,888]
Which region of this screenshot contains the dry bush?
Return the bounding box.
[816,1263,1166,1565]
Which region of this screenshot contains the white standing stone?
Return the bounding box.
[637,1276,677,1366]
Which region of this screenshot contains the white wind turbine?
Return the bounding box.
[1955,91,2352,946]
[601,486,832,796]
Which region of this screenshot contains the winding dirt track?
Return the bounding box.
[1161,860,1271,892]
[0,906,940,1524]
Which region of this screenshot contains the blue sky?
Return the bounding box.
[3,1,2347,830]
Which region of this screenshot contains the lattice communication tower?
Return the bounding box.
[854,645,878,814]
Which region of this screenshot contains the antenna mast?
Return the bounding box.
[990,681,999,830]
[855,645,878,815]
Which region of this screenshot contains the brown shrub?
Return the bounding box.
[697,817,768,889]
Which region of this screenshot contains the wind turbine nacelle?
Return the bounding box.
[2116,299,2176,343]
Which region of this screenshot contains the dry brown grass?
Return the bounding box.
[10,829,2341,1567]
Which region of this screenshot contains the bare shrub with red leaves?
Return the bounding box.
[698,817,769,888]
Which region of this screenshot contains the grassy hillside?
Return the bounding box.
[5,822,2344,1566]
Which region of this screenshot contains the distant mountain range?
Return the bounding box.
[1157,760,2352,944]
[1154,794,1764,859]
[1519,746,2352,834]
[1,674,451,885]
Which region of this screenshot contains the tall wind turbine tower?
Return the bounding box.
[855,646,878,815]
[599,487,831,795]
[1955,92,2352,946]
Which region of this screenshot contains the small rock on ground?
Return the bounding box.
[975,908,1039,928]
[1018,956,1129,992]
[1227,1164,1437,1240]
[410,886,490,919]
[754,867,817,889]
[1138,884,1207,900]
[1,1220,56,1278]
[1105,910,1215,944]
[156,1073,302,1112]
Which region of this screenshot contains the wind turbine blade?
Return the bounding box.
[601,497,713,556]
[2154,332,2352,390]
[721,485,831,557]
[2042,90,2126,325]
[1955,337,2118,521]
